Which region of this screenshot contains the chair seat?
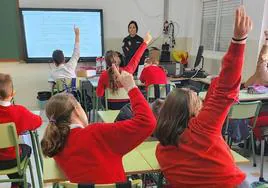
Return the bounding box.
[0,157,28,175]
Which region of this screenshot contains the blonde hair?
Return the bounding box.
[41,93,77,157]
[0,73,13,100]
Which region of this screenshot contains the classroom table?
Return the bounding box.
[97,110,120,123]
[43,141,249,184]
[136,141,249,168]
[43,148,153,183]
[199,89,268,101]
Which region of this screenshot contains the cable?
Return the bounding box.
[190,69,201,79]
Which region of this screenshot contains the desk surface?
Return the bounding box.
[43,141,249,183]
[97,110,120,123]
[43,148,153,183]
[199,89,268,101]
[137,141,249,165]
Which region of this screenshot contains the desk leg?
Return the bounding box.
[30,131,43,188]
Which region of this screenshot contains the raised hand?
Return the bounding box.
[233,6,252,40]
[74,25,80,36]
[143,32,152,45]
[112,64,137,92]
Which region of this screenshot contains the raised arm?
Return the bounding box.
[192,6,252,134]
[67,26,80,69]
[92,66,156,155]
[123,32,152,73]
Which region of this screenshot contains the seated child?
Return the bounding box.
[244,30,268,141]
[41,67,156,184]
[140,47,168,88]
[0,73,42,188]
[50,26,80,81]
[155,6,252,187]
[244,30,268,87]
[96,32,152,110]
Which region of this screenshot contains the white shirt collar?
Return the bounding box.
[0,100,11,107]
[69,124,84,130]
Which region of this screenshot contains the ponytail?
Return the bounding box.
[105,50,120,93]
[108,67,119,93]
[41,93,76,157]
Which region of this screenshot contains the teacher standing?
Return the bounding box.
[122,20,148,73]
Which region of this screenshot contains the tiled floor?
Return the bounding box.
[1,111,268,188]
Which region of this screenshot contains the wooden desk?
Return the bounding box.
[136,141,160,170]
[43,141,249,183]
[97,110,120,123]
[230,150,250,164]
[199,89,268,101]
[43,149,153,183]
[137,141,249,165]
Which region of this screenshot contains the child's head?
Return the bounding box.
[155,88,202,146]
[0,73,14,101]
[128,20,138,37]
[52,50,65,66]
[105,50,121,93]
[41,93,88,157]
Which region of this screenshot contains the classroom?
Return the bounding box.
[0,0,268,188]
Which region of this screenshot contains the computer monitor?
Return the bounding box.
[194,45,204,70]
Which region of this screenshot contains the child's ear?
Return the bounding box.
[11,90,16,97]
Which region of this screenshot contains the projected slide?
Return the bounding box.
[20,9,103,61]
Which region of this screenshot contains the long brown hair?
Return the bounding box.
[41,93,76,157]
[155,88,192,146]
[105,50,120,93]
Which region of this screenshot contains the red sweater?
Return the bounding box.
[139,65,167,88]
[0,104,42,160]
[96,42,147,97]
[54,88,156,184]
[156,43,246,188]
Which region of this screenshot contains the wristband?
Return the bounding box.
[232,36,247,41]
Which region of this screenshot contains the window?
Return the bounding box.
[200,0,242,52]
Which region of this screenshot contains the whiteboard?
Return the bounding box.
[20,9,104,62]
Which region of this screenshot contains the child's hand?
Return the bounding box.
[74,25,80,36]
[233,6,252,40]
[144,32,152,45]
[112,64,137,92]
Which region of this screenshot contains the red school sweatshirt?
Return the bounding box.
[54,87,156,184]
[156,42,246,188]
[0,104,42,160]
[96,42,147,97]
[139,65,167,88]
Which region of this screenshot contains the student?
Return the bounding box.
[155,7,252,188]
[41,68,156,184]
[244,30,268,87]
[96,32,152,110]
[244,30,268,141]
[122,21,148,73]
[50,26,80,81]
[140,47,168,88]
[0,73,42,188]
